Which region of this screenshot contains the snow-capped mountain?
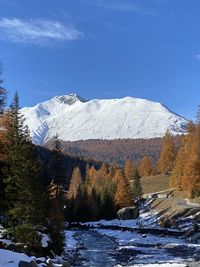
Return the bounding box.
[20,93,188,145]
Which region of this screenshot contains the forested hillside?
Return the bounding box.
[45,137,182,166]
[37,145,102,188]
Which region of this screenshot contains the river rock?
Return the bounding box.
[62,261,70,267]
[19,260,38,267]
[189,232,200,244]
[46,258,70,267]
[117,206,139,220]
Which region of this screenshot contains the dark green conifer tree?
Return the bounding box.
[0,63,6,114]
[51,135,66,202]
[0,64,6,214]
[4,92,46,229]
[132,169,143,199]
[48,135,66,254]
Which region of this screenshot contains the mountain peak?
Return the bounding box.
[53,93,88,105]
[20,94,188,145]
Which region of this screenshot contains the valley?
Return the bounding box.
[1,0,200,266]
[2,172,200,267]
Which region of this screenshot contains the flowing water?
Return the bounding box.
[71,229,200,267]
[72,230,118,267]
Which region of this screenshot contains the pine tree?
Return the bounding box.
[157,131,176,174]
[48,195,65,255]
[0,65,7,213]
[132,169,143,199]
[4,92,46,227]
[73,184,90,222]
[0,63,6,114]
[114,169,133,210]
[100,178,116,219]
[0,113,9,160]
[47,179,65,254]
[139,156,152,177]
[47,137,67,253]
[51,135,66,208]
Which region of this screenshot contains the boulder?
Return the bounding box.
[62,261,71,267]
[117,206,139,220]
[189,232,200,244]
[46,258,70,267]
[19,261,37,267]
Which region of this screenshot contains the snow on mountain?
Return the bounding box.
[20,93,188,145]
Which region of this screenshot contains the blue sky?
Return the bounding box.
[0,0,200,119]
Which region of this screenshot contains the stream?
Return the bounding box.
[71,229,200,267]
[72,230,118,267]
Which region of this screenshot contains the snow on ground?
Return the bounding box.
[115,264,188,267]
[95,227,185,247]
[0,239,12,245]
[82,208,160,230]
[94,226,200,265]
[0,225,6,238]
[40,233,50,248]
[0,249,33,267]
[79,206,200,266]
[0,228,77,267]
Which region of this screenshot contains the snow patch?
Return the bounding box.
[0,249,33,267]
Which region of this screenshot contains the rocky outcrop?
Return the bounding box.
[117,206,139,220]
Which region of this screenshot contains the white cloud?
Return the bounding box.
[196,54,200,60]
[0,18,83,45]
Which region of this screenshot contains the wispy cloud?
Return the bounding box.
[0,18,83,45]
[94,0,155,16]
[196,54,200,61]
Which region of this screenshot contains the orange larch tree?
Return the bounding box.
[170,122,195,190]
[139,156,153,177]
[114,169,133,210]
[182,124,200,198]
[124,160,135,180]
[157,130,176,174]
[68,167,83,200]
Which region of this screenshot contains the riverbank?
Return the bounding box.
[1,198,200,267]
[67,200,200,266]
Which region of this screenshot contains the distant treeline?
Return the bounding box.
[45,136,182,167]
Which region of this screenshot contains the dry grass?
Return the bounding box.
[141,174,200,221]
[141,174,171,194]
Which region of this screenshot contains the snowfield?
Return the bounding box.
[0,249,33,267]
[119,264,188,267]
[20,94,188,145]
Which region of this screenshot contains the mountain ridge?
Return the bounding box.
[20,93,188,145]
